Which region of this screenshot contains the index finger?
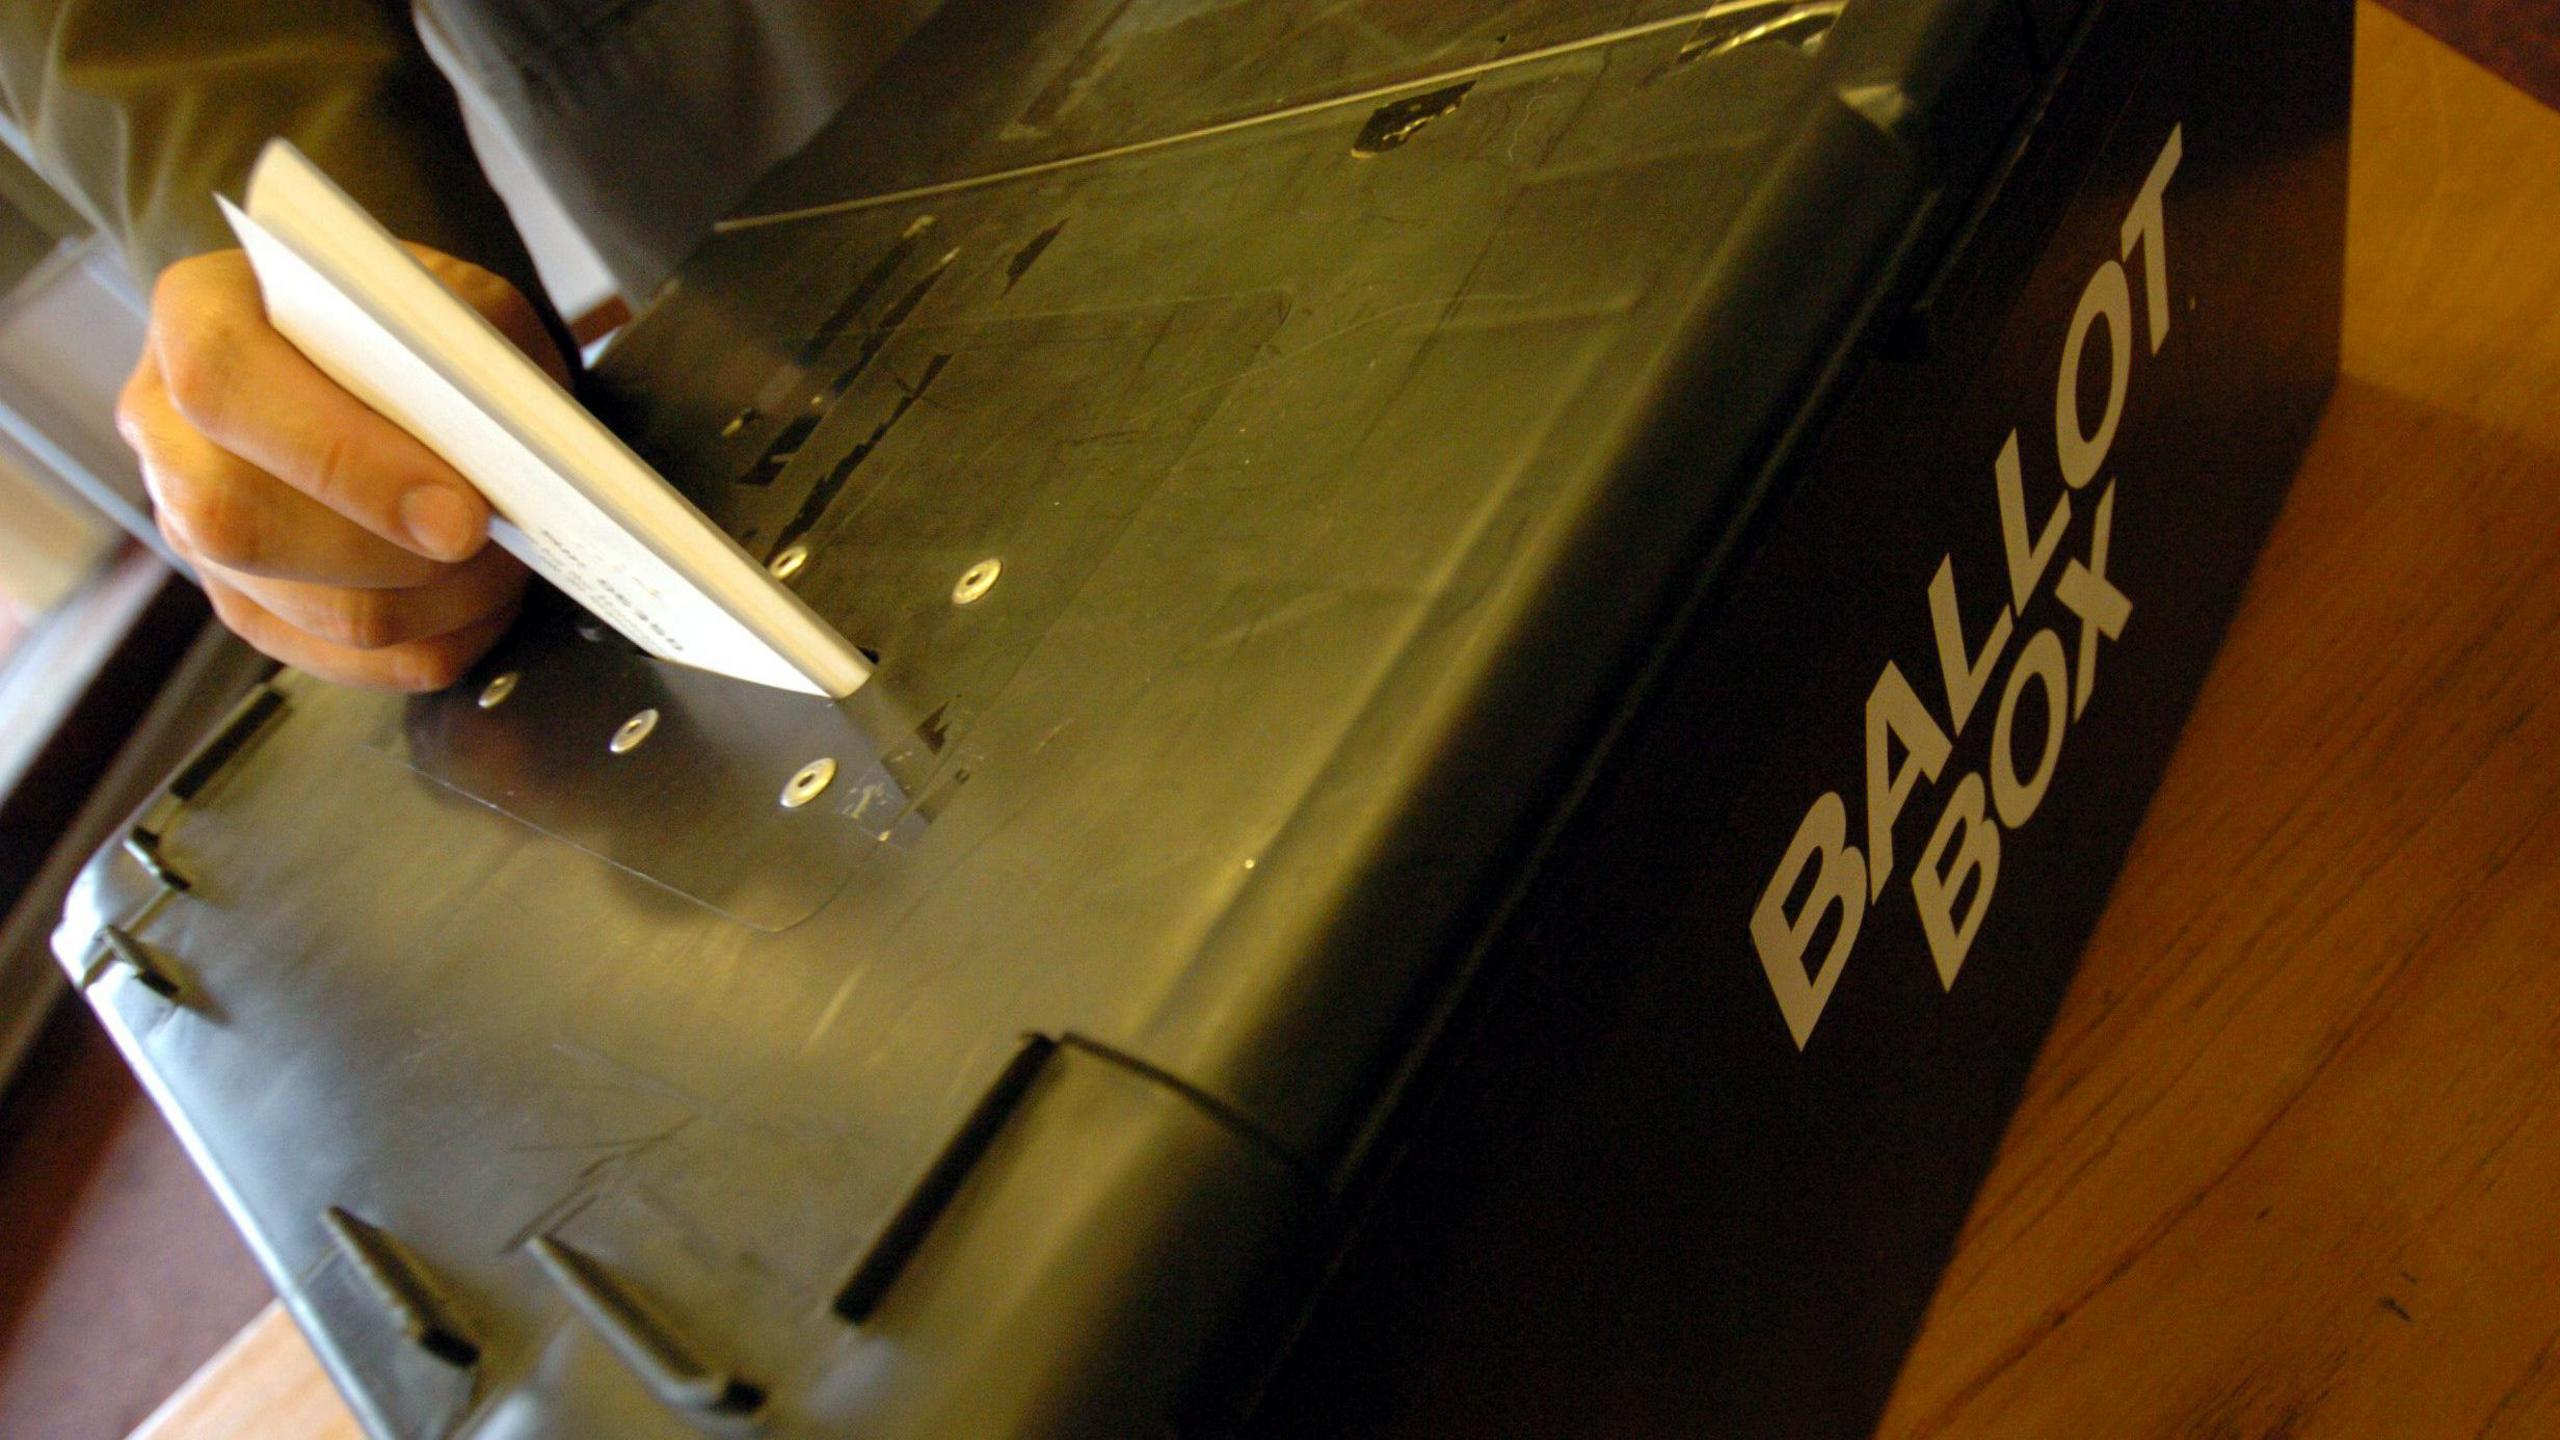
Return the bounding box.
[151,251,491,563]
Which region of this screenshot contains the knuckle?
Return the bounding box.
[448,259,502,304]
[156,320,239,428]
[299,425,373,508]
[186,511,260,570]
[198,584,271,654]
[162,476,261,571]
[151,503,197,561]
[148,256,207,314]
[389,643,469,693]
[486,283,538,334]
[310,590,404,651]
[136,458,183,524]
[113,367,157,453]
[447,263,538,336]
[198,584,244,632]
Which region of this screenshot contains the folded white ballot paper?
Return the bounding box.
[220,139,869,698]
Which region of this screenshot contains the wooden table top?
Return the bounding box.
[1876,6,2560,1435]
[131,6,2560,1437]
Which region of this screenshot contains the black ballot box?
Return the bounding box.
[55,0,2349,1435]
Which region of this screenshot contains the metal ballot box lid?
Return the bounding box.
[55,0,2348,1435]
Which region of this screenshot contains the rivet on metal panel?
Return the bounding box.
[528,1236,764,1416]
[323,1208,481,1369]
[477,672,518,709]
[952,558,1001,605]
[769,544,809,580]
[609,709,659,754]
[781,757,837,809]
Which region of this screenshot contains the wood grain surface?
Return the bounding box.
[130,6,2560,1437]
[1875,6,2560,1437]
[2380,0,2560,114]
[128,1305,357,1440]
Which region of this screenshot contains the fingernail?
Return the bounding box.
[400,486,481,560]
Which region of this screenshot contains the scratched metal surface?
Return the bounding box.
[56,1,2030,1434]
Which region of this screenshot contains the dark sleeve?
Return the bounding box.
[0,0,561,336]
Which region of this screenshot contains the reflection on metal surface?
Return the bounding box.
[769,544,809,580]
[609,708,659,754]
[391,613,942,930]
[1353,83,1475,157]
[764,350,955,560]
[693,291,1287,724]
[1676,0,1845,64]
[478,672,519,709]
[737,248,959,496]
[713,0,1834,230]
[782,757,838,809]
[952,558,1001,605]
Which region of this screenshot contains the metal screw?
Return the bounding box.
[478,672,518,709]
[953,558,1001,605]
[609,709,659,754]
[769,544,808,580]
[780,757,837,809]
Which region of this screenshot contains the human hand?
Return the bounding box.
[118,245,568,690]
